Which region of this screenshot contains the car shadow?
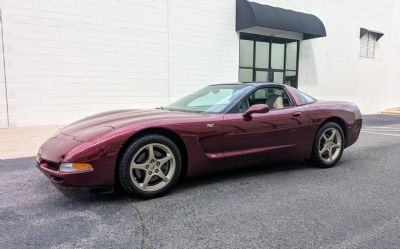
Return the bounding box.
[55,160,314,202]
[2,156,313,202]
[175,160,311,192]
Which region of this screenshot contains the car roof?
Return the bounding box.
[209,82,287,88]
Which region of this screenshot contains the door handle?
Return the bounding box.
[292,111,302,117]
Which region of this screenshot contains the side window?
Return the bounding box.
[291,88,316,105]
[238,87,292,112]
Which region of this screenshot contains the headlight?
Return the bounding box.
[60,163,93,172]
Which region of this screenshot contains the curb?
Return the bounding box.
[382,108,400,115]
[382,111,400,115]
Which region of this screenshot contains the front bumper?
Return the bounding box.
[36,159,97,186]
[36,159,113,192]
[36,133,115,187]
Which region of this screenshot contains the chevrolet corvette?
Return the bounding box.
[37,83,362,198]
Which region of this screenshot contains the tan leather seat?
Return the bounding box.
[272,96,284,109]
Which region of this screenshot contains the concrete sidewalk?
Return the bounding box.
[383,107,400,115]
[0,126,61,160]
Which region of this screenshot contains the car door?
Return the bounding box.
[222,86,311,166]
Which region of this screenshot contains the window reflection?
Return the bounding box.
[255,42,269,69]
[273,72,284,84]
[239,68,253,82]
[239,40,254,67]
[271,43,284,70]
[286,42,297,70]
[255,71,268,82]
[284,71,296,87]
[238,34,299,87]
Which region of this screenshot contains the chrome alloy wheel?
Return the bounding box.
[318,127,342,164]
[129,143,176,192]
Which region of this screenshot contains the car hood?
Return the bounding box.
[60,109,206,142]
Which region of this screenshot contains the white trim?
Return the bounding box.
[239,26,303,40]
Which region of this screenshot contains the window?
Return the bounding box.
[238,33,299,88]
[285,42,298,86]
[359,28,384,59]
[238,87,292,112]
[360,31,376,58]
[165,85,251,113]
[291,88,316,105]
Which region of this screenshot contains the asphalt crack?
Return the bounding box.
[127,199,146,249]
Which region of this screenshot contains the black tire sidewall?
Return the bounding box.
[118,134,182,198]
[312,122,345,168]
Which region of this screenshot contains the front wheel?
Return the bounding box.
[311,122,345,168]
[118,134,182,198]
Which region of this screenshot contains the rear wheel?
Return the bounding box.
[311,122,344,168]
[118,134,181,198]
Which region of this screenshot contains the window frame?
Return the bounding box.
[238,33,300,88]
[228,85,295,114]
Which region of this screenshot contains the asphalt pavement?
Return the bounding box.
[1,114,400,249]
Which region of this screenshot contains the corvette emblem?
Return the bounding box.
[206,123,215,128]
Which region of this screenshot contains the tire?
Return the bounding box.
[311,122,345,168]
[118,134,182,198]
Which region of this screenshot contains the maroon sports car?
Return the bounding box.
[37,83,362,198]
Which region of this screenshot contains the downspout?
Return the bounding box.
[0,8,9,128]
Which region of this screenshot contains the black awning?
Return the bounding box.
[236,0,326,40]
[360,28,384,41]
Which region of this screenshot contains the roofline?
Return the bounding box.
[209,82,287,88]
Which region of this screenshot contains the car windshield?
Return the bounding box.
[165,85,250,113]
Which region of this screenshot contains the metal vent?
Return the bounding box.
[360,30,380,59]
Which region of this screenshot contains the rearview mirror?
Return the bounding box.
[243,104,269,121]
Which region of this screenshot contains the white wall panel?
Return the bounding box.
[253,0,399,113]
[0,14,6,128]
[0,0,169,126]
[168,0,238,102]
[0,0,399,127]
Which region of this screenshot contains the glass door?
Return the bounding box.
[254,41,269,82]
[239,33,299,88]
[284,41,298,86]
[270,42,284,84]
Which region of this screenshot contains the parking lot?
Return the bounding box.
[1,115,400,249]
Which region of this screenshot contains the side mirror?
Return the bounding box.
[243,104,269,121]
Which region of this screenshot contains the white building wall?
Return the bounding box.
[168,0,238,101]
[304,0,400,113]
[392,0,400,102]
[0,0,240,127]
[255,0,399,113]
[0,19,7,128]
[0,0,171,127]
[0,0,399,127]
